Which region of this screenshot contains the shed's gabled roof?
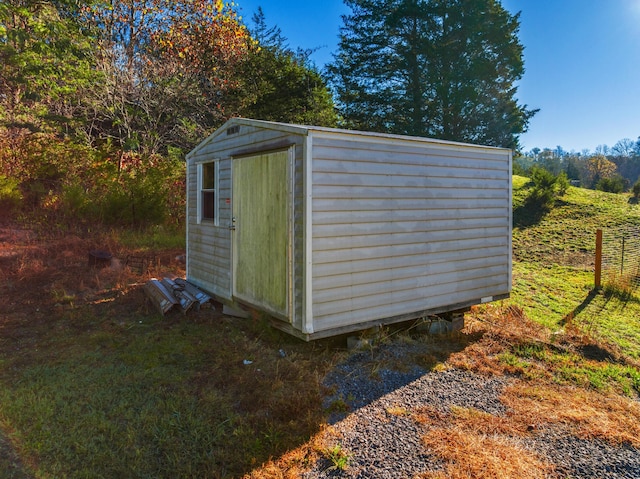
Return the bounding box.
[186,118,311,159]
[186,117,511,160]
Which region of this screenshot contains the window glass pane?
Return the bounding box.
[202,163,215,189]
[202,191,215,220]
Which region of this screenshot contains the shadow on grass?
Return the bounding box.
[601,282,640,306]
[561,286,640,365]
[561,288,600,326]
[0,432,30,479]
[513,202,550,228]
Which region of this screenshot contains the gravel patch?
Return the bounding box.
[530,430,640,479]
[304,341,640,478]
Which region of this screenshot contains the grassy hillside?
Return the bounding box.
[510,175,640,357]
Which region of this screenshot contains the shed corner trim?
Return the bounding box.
[302,131,314,335]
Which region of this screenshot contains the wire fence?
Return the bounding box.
[599,227,640,288]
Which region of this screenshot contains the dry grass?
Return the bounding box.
[0,226,338,478]
[419,428,555,479]
[413,378,640,479]
[415,406,555,479]
[409,303,640,479]
[243,426,342,478]
[446,304,551,376]
[502,382,640,447]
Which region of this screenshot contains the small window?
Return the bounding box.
[199,162,217,223]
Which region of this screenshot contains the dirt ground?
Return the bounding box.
[0,223,186,322]
[0,224,192,357]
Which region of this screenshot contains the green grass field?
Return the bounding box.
[510,175,640,358]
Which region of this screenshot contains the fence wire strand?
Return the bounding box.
[601,227,640,287]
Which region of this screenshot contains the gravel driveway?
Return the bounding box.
[302,342,640,479]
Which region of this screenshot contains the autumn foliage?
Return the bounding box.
[0,0,336,227]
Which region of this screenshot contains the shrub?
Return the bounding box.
[555,172,570,196]
[597,176,626,193]
[632,181,640,200]
[525,167,559,212]
[61,183,90,219]
[530,166,557,191]
[0,175,23,218]
[0,131,185,228]
[96,174,167,226]
[525,186,555,212]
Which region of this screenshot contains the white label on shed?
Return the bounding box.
[481,296,494,304]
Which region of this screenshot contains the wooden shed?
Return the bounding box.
[186,118,512,340]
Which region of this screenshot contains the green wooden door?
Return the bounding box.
[232,150,291,317]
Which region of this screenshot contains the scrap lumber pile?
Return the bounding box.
[143,277,211,315]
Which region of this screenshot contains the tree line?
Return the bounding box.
[515,138,640,195]
[2,0,534,228]
[1,1,338,227]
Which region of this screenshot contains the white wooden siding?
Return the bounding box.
[186,158,232,298]
[187,119,512,338]
[310,132,511,332]
[186,120,306,329]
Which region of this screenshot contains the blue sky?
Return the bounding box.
[235,0,640,153]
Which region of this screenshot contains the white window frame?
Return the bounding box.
[197,160,219,225]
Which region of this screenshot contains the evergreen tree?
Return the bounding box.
[238,8,338,127]
[328,0,536,148]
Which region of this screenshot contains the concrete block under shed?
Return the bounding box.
[417,313,465,335]
[222,304,250,319]
[347,336,373,350]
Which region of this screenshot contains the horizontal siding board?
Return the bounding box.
[189,262,230,280]
[190,231,230,246]
[312,135,508,162]
[313,208,507,225]
[188,279,231,300]
[312,283,506,332]
[313,235,510,264]
[313,275,509,320]
[313,159,509,180]
[313,254,508,290]
[313,264,507,305]
[188,255,231,295]
[313,197,507,212]
[312,150,508,172]
[313,227,505,253]
[314,246,508,277]
[189,246,230,264]
[312,172,507,190]
[312,217,508,238]
[312,184,508,200]
[219,178,231,190]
